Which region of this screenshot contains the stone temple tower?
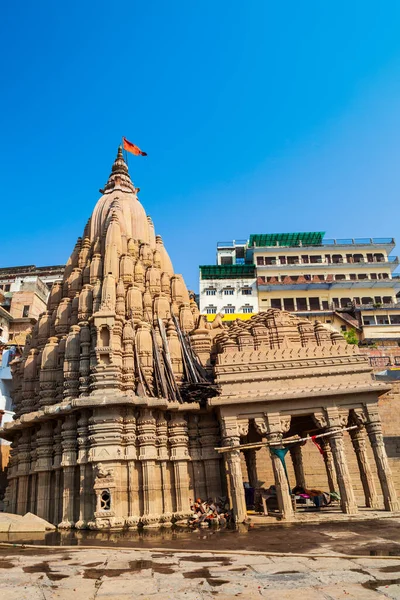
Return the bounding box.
[3,148,222,529]
[3,148,398,527]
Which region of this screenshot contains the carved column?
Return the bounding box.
[16,429,31,515]
[28,430,38,514]
[356,405,399,511]
[137,409,159,527]
[156,412,172,524]
[52,421,63,526]
[314,409,358,514]
[255,414,293,520]
[320,438,337,493]
[169,413,192,522]
[76,411,91,528]
[289,443,306,489]
[59,415,77,528]
[188,415,207,500]
[199,413,223,501]
[125,407,140,528]
[350,426,379,509]
[220,415,247,523]
[35,422,54,521]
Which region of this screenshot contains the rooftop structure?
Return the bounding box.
[1,151,398,528]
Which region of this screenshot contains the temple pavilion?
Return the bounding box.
[1,148,398,528]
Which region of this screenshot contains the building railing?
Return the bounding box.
[257,257,398,266]
[322,237,395,246]
[217,240,248,248]
[217,237,396,250]
[357,302,400,310]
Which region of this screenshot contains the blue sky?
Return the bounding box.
[1,1,400,290]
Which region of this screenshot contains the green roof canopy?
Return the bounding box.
[249,232,325,248]
[200,264,256,280]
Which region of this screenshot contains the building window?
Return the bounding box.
[335,274,346,281]
[206,306,217,314]
[241,288,252,295]
[256,257,264,265]
[223,288,234,295]
[243,306,253,314]
[283,298,295,312]
[100,489,111,511]
[340,298,352,308]
[224,306,235,314]
[309,297,321,310]
[370,273,377,280]
[341,325,347,332]
[220,256,233,265]
[271,299,282,309]
[22,305,30,317]
[349,274,357,281]
[296,298,308,311]
[4,284,10,292]
[383,296,393,304]
[205,289,216,296]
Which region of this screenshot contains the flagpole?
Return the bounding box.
[122,135,128,168]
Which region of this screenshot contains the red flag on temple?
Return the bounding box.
[122,137,147,156]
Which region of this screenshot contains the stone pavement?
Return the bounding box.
[1,545,400,599]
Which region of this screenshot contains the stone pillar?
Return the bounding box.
[35,422,54,521]
[255,414,294,520]
[220,415,247,523]
[356,406,399,512]
[125,407,140,528]
[320,438,337,494]
[156,412,172,525]
[289,443,306,489]
[350,426,379,509]
[76,411,91,529]
[314,409,358,515]
[199,413,223,501]
[59,415,77,528]
[169,413,192,523]
[244,450,258,489]
[52,421,63,526]
[16,430,31,515]
[188,415,207,501]
[28,430,38,515]
[137,409,159,527]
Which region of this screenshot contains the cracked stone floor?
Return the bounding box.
[2,518,400,599]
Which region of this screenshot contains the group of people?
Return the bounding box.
[189,497,233,527]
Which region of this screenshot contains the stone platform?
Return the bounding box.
[1,544,400,599]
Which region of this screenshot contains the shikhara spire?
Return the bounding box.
[10,147,213,412]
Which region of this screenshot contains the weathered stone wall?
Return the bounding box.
[241,383,400,507]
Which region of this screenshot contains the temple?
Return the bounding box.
[1,148,398,529]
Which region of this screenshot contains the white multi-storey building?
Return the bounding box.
[199,233,400,343]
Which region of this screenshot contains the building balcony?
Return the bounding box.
[256,256,399,269]
[357,302,400,311]
[257,275,400,291]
